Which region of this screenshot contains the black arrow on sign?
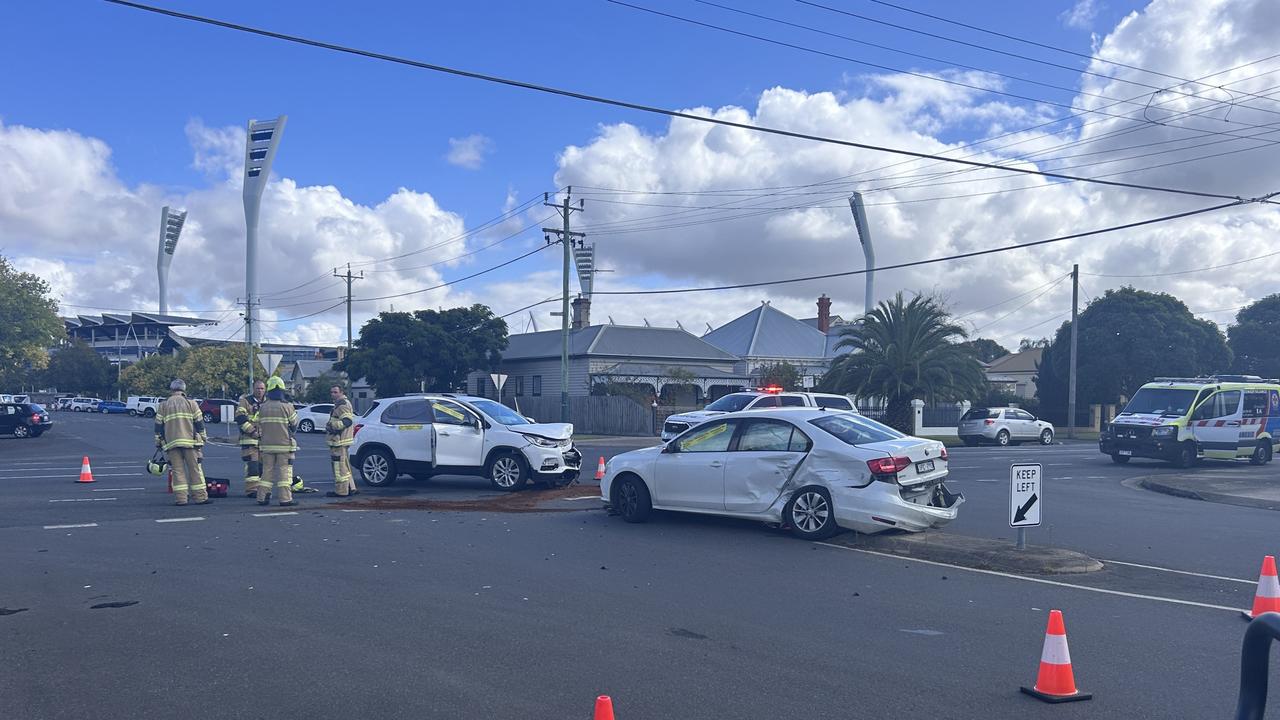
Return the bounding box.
[1014,493,1038,524]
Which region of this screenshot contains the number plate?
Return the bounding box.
[1118,449,1133,456]
[915,459,935,473]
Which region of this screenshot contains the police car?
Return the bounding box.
[350,394,582,491]
[661,389,858,441]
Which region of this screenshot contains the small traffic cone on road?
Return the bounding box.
[593,695,615,720]
[76,456,95,484]
[594,456,606,481]
[1020,610,1092,703]
[1243,555,1280,620]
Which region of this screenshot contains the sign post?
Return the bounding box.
[1009,462,1042,550]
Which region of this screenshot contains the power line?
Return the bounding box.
[1082,249,1280,278]
[355,243,556,303]
[956,273,1070,321]
[102,0,1249,203]
[592,199,1252,296]
[973,275,1072,333]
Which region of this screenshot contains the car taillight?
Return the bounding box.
[939,446,948,461]
[353,423,363,436]
[984,419,995,425]
[866,456,911,475]
[32,414,40,422]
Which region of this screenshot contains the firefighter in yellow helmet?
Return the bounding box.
[154,379,210,506]
[324,384,360,498]
[235,379,266,499]
[257,375,299,506]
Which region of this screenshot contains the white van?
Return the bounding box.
[125,396,162,417]
[68,397,101,412]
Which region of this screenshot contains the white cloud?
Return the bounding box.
[445,134,495,170]
[1061,0,1102,29]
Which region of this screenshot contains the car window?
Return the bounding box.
[676,420,737,453]
[431,400,472,426]
[1011,410,1033,421]
[777,395,806,407]
[312,404,334,414]
[814,396,853,410]
[29,404,45,413]
[961,408,995,420]
[704,393,757,412]
[809,413,904,445]
[736,420,797,452]
[1193,391,1241,420]
[1244,392,1269,419]
[382,399,433,424]
[751,396,780,408]
[3,405,15,415]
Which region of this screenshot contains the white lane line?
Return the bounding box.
[253,512,299,517]
[565,496,601,501]
[817,543,1244,614]
[43,523,99,530]
[1099,559,1255,585]
[339,509,369,513]
[155,517,205,523]
[93,487,146,492]
[49,498,117,503]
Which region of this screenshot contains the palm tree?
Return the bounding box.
[819,292,985,433]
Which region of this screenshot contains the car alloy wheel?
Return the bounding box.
[359,450,395,487]
[613,475,651,523]
[13,425,30,438]
[489,453,526,492]
[1040,429,1053,445]
[202,412,214,423]
[144,408,155,418]
[299,419,314,433]
[128,410,137,416]
[787,487,838,540]
[996,430,1010,446]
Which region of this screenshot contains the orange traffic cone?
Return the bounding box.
[594,456,606,481]
[593,695,615,720]
[76,456,95,484]
[1020,610,1091,703]
[1243,555,1280,620]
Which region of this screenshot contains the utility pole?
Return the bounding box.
[1067,264,1079,440]
[334,263,365,350]
[543,188,585,424]
[240,297,260,386]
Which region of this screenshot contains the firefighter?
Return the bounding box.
[324,385,360,498]
[236,380,266,499]
[257,376,300,507]
[155,379,210,506]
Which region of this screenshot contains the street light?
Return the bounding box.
[242,115,287,386]
[156,206,187,315]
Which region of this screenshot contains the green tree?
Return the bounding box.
[303,372,348,404]
[119,353,183,395]
[1228,294,1280,379]
[178,344,265,397]
[339,305,508,396]
[1035,287,1230,413]
[43,340,113,395]
[818,292,985,433]
[959,338,1010,364]
[755,361,802,390]
[0,256,63,388]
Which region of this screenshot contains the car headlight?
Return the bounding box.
[1152,426,1176,438]
[520,434,561,448]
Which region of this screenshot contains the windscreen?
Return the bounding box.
[705,394,756,412]
[469,399,530,426]
[809,413,904,445]
[961,408,996,420]
[1122,388,1199,417]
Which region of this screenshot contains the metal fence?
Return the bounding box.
[513,396,652,436]
[922,406,964,427]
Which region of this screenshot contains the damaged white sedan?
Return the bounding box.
[601,408,963,539]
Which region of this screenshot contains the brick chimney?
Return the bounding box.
[817,294,831,333]
[571,296,591,329]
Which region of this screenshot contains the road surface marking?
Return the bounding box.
[43,523,98,530]
[155,517,205,523]
[1098,559,1254,584]
[565,496,601,501]
[49,498,116,502]
[339,509,369,513]
[817,543,1245,614]
[93,487,146,492]
[253,512,299,517]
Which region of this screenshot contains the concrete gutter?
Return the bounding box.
[1138,474,1280,512]
[831,530,1103,575]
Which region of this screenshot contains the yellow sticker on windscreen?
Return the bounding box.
[682,422,728,449]
[432,403,466,422]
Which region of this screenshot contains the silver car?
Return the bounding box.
[958,407,1055,446]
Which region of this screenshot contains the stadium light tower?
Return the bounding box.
[242,115,286,385]
[849,192,876,318]
[156,206,187,314]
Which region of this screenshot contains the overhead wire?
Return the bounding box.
[973,275,1072,332]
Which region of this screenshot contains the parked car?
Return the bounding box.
[96,400,128,414]
[11,394,29,404]
[0,402,52,438]
[351,394,582,491]
[295,403,333,433]
[125,396,162,417]
[68,397,101,412]
[198,398,240,423]
[661,391,859,441]
[603,408,962,539]
[958,407,1055,446]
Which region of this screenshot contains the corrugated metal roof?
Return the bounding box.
[704,303,830,359]
[501,325,736,362]
[986,348,1043,374]
[592,362,753,380]
[293,359,337,378]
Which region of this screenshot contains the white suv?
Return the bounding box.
[350,394,582,491]
[661,391,859,441]
[125,396,162,417]
[68,397,101,412]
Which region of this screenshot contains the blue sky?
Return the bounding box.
[5,0,1275,349]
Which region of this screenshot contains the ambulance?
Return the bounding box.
[1099,375,1280,467]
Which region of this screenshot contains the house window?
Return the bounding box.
[475,377,486,397]
[532,376,542,397]
[515,377,525,396]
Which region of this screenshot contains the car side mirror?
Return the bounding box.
[662,442,678,454]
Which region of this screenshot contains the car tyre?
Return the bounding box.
[1039,429,1054,445]
[1110,454,1130,464]
[785,486,840,540]
[612,474,652,523]
[1174,443,1197,469]
[128,409,137,416]
[202,411,214,423]
[357,448,397,487]
[487,451,528,492]
[143,408,155,418]
[101,408,109,414]
[13,425,30,439]
[299,419,315,433]
[1250,442,1273,466]
[996,430,1010,447]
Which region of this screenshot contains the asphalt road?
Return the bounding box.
[1,411,1276,718]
